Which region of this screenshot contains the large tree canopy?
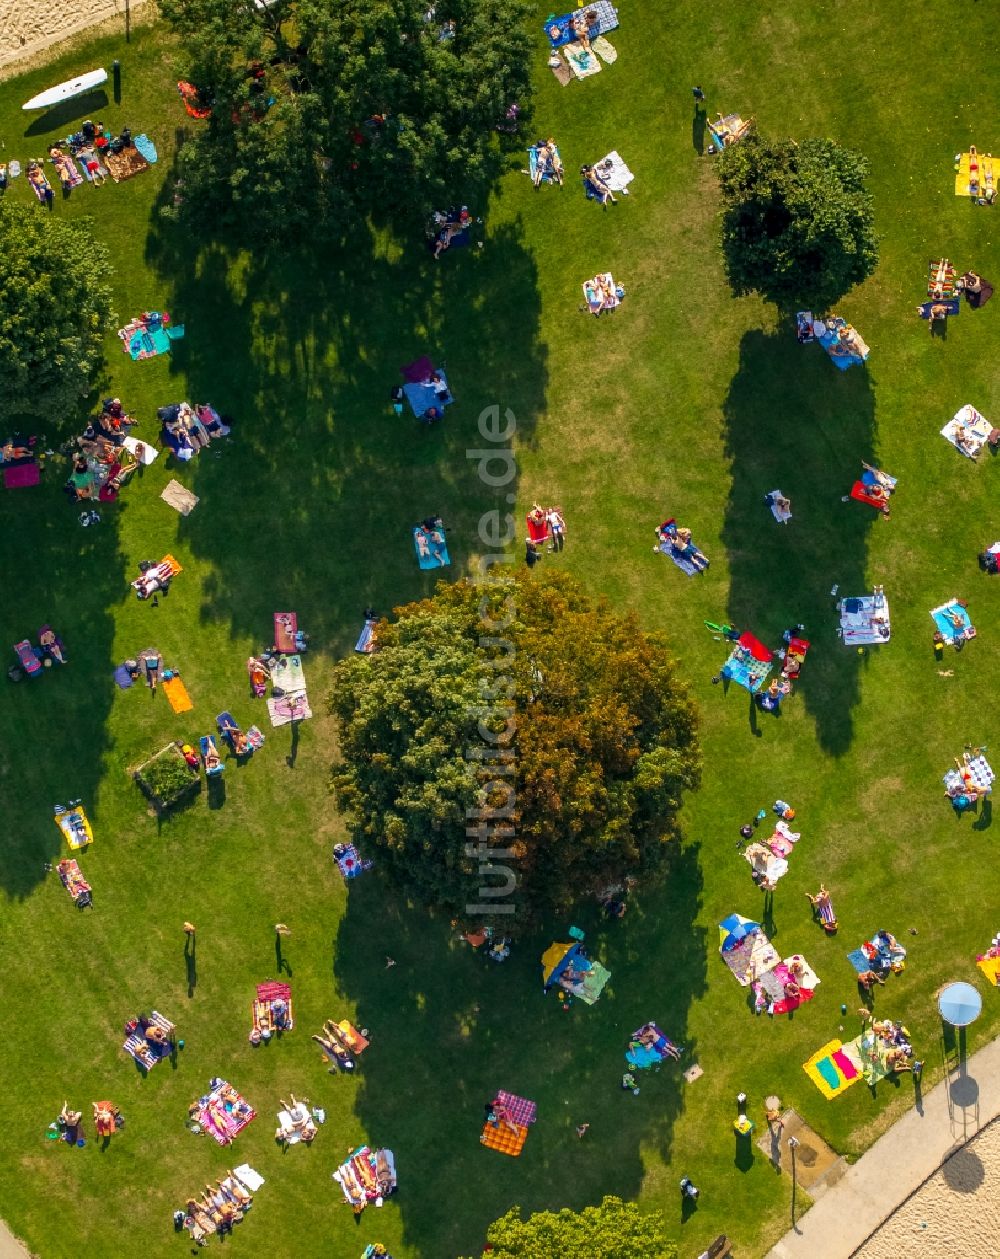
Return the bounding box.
[0,203,114,422]
[160,0,532,241]
[716,131,878,310]
[465,1196,677,1259]
[329,572,700,932]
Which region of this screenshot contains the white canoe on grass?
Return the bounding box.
[22,68,108,111]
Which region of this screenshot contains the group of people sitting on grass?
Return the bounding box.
[64,398,141,503]
[178,1173,254,1244]
[581,162,618,205]
[655,519,709,571]
[159,402,231,459]
[524,503,567,566]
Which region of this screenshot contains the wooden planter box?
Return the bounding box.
[132,742,201,814]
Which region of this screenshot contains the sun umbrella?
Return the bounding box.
[719,913,759,952]
[937,981,983,1027]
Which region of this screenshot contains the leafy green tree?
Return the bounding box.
[160,0,532,241]
[716,131,878,310]
[467,1196,676,1259]
[329,572,700,932]
[0,203,114,421]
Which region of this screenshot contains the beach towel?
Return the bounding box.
[355,618,377,654]
[57,858,91,906]
[848,932,906,974]
[528,144,563,185]
[928,258,958,297]
[267,691,312,727]
[53,157,83,188]
[246,725,264,750]
[161,675,193,713]
[593,150,633,192]
[544,1,619,47]
[803,1039,862,1099]
[273,612,297,653]
[253,981,293,1034]
[930,599,974,645]
[233,1165,264,1193]
[134,134,157,163]
[113,662,135,689]
[160,479,199,515]
[766,490,792,523]
[977,955,1000,985]
[28,173,51,202]
[944,755,994,795]
[941,404,992,458]
[270,653,306,695]
[480,1121,528,1156]
[850,481,891,511]
[658,539,704,576]
[195,1081,256,1146]
[414,524,450,569]
[400,355,436,383]
[917,298,960,319]
[720,928,779,986]
[592,34,617,62]
[576,960,611,1004]
[122,435,158,464]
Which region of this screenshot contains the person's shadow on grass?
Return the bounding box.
[692,106,707,155]
[184,934,197,998]
[275,933,292,977]
[973,797,992,830]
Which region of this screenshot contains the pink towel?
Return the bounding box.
[832,1049,858,1080]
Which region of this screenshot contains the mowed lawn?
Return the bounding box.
[1,2,1000,1256]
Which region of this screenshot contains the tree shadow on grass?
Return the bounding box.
[721,327,878,756]
[143,208,546,655]
[0,491,123,897]
[333,843,707,1255]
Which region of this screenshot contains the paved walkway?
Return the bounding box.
[767,1031,1000,1258]
[0,1222,28,1258]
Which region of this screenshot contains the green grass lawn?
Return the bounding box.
[2,2,1000,1256]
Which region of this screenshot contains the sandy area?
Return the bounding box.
[0,0,152,73]
[854,1117,1000,1257]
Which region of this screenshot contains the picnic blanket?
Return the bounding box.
[355,618,377,654]
[941,404,993,458]
[105,147,149,183]
[333,1145,394,1206]
[161,479,198,515]
[955,149,995,198]
[658,537,704,576]
[480,1121,528,1156]
[814,316,869,369]
[270,653,305,695]
[962,273,994,308]
[335,843,373,880]
[118,313,180,361]
[722,632,773,694]
[804,1038,863,1099]
[402,370,451,419]
[494,1091,537,1126]
[162,675,193,713]
[930,599,975,645]
[331,1021,369,1054]
[625,1024,678,1069]
[756,961,817,1015]
[193,1080,256,1146]
[744,844,788,886]
[544,2,619,47]
[592,34,617,62]
[592,150,633,192]
[847,931,907,974]
[838,591,890,646]
[252,981,293,1034]
[52,156,83,188]
[720,927,779,986]
[123,1010,175,1070]
[122,434,159,464]
[267,691,312,726]
[928,258,957,296]
[977,954,1000,985]
[850,467,896,510]
[944,755,994,796]
[547,51,573,85]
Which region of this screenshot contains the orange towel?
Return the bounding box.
[162,675,193,713]
[162,553,183,577]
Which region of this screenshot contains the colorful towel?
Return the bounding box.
[105,147,149,183]
[162,675,193,713]
[565,42,602,78]
[917,298,960,319]
[335,843,373,880]
[253,981,293,1034]
[720,928,779,986]
[194,1081,256,1146]
[977,955,1000,985]
[480,1121,528,1156]
[528,144,563,185]
[803,1039,863,1099]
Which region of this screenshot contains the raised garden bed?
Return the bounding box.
[132,742,200,814]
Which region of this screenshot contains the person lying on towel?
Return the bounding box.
[534,138,564,187]
[220,719,249,755]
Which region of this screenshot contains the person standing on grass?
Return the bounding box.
[141,648,162,692]
[692,86,705,104]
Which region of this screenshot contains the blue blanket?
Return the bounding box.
[544,1,619,47]
[403,370,452,419]
[414,525,450,569]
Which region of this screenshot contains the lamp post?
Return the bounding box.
[788,1136,800,1227]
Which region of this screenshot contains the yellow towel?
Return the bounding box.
[162,675,193,713]
[977,956,1000,985]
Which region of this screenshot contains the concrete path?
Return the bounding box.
[0,1221,29,1258]
[767,1031,1000,1258]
